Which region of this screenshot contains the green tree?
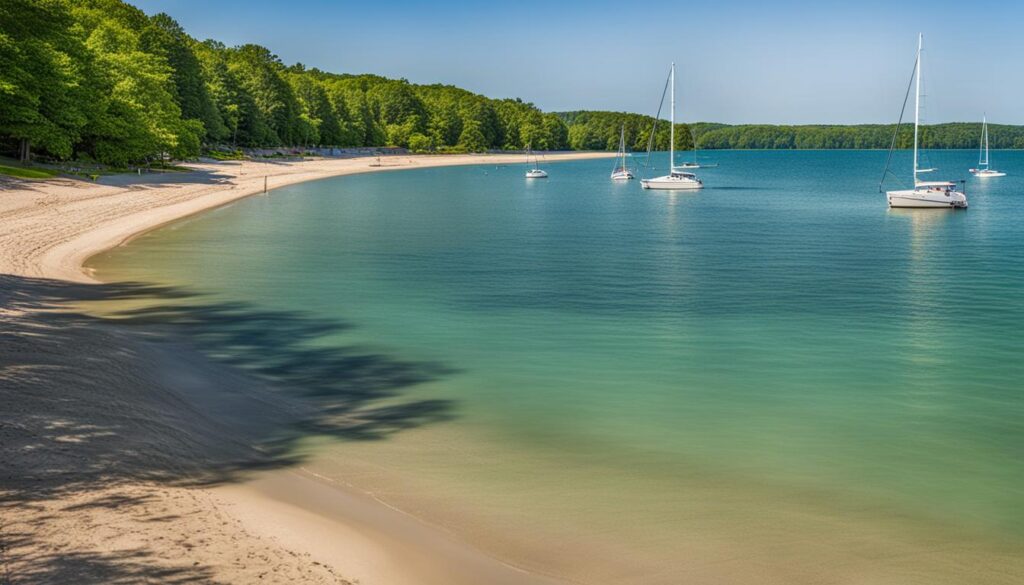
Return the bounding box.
[142,13,225,142]
[226,44,300,145]
[71,0,201,163]
[288,71,341,145]
[457,121,487,152]
[0,0,93,160]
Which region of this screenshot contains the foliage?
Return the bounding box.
[0,0,570,163]
[0,0,94,159]
[558,111,1024,152]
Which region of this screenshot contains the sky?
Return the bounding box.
[135,0,1024,124]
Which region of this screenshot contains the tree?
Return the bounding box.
[457,121,487,152]
[0,0,93,161]
[142,13,225,142]
[226,44,300,145]
[289,72,341,146]
[408,133,432,152]
[71,0,201,164]
[193,40,245,145]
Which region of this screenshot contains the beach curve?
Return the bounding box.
[0,152,610,584]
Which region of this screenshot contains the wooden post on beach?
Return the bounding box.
[264,175,267,194]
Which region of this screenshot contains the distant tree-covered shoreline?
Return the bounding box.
[557,112,1024,152]
[2,0,1020,166]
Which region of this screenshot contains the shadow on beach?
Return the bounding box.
[0,273,456,583]
[0,161,240,195]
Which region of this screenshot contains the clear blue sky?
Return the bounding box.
[135,0,1022,124]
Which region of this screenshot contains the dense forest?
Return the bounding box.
[559,112,1024,152]
[0,0,569,165]
[2,0,1020,167]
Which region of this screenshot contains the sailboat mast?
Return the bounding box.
[621,125,627,170]
[669,63,675,172]
[983,115,989,168]
[913,33,921,184]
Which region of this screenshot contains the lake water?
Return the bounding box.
[91,151,1024,584]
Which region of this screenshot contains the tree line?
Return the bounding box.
[559,111,1024,151]
[3,0,1021,167]
[0,0,569,165]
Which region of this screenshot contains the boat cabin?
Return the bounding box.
[670,171,699,180]
[915,180,956,193]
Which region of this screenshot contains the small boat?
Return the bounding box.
[970,115,1006,178]
[525,145,548,179]
[610,125,634,180]
[676,130,718,169]
[641,63,703,191]
[881,34,966,209]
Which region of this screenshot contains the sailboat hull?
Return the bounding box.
[886,188,967,208]
[641,176,703,190]
[611,170,634,180]
[970,169,1006,178]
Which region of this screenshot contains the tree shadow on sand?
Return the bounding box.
[0,274,457,583]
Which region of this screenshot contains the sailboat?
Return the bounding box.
[882,34,967,209]
[525,145,548,179]
[676,129,718,169]
[641,63,703,191]
[970,115,1006,178]
[610,125,634,180]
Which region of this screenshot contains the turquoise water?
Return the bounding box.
[92,151,1024,583]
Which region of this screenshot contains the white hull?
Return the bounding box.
[611,170,634,180]
[641,175,703,190]
[970,169,1006,178]
[525,169,548,179]
[886,188,967,208]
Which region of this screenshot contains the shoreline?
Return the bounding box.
[1,152,610,584]
[0,151,613,283]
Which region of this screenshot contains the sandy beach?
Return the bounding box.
[0,153,609,584]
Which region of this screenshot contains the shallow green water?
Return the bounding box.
[91,151,1024,583]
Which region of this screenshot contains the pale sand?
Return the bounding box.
[0,153,609,584]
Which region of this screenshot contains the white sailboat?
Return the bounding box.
[884,34,967,209]
[676,129,718,169]
[610,125,634,180]
[525,145,548,179]
[641,63,703,191]
[970,115,1006,178]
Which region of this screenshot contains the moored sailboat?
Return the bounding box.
[641,63,703,191]
[525,145,548,179]
[610,125,634,180]
[970,115,1006,178]
[881,34,966,209]
[676,128,718,169]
